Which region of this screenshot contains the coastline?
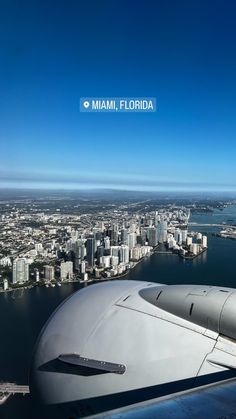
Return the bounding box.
[0,243,209,294]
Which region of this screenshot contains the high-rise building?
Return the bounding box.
[119,245,129,264]
[140,228,147,245]
[111,256,119,267]
[110,246,119,257]
[104,236,110,250]
[174,229,182,245]
[112,224,119,245]
[202,235,208,248]
[121,229,128,245]
[97,245,104,260]
[99,221,105,232]
[100,255,111,268]
[186,236,193,246]
[182,230,188,243]
[82,272,88,281]
[95,231,102,241]
[130,247,141,261]
[147,227,157,247]
[61,261,73,281]
[86,237,95,267]
[35,269,40,282]
[157,221,167,243]
[81,260,86,274]
[168,236,176,249]
[190,243,198,255]
[154,211,160,227]
[44,265,54,281]
[197,232,203,242]
[13,258,29,284]
[130,223,136,233]
[3,278,8,290]
[74,241,86,270]
[128,233,137,249]
[35,243,43,254]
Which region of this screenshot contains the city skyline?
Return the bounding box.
[0,193,208,288]
[1,1,236,192]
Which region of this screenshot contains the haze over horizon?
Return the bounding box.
[1,1,236,192]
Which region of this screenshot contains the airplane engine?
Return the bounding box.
[30,280,236,417]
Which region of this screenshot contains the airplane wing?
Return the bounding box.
[90,376,236,418]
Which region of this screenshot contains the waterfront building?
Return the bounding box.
[3,278,8,290]
[44,265,54,281]
[190,243,198,255]
[82,272,88,281]
[61,261,73,281]
[202,235,208,248]
[119,245,129,264]
[147,227,158,247]
[81,260,86,274]
[13,258,29,284]
[35,269,40,282]
[157,221,167,243]
[186,236,193,246]
[197,232,203,242]
[168,236,176,249]
[130,246,141,261]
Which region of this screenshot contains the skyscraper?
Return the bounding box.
[202,235,208,248]
[86,237,95,268]
[13,258,29,284]
[119,245,129,264]
[74,240,85,271]
[112,224,119,245]
[147,227,158,247]
[121,229,128,245]
[3,278,9,290]
[104,236,110,250]
[44,265,55,281]
[157,221,168,243]
[97,245,104,260]
[61,261,73,281]
[128,233,137,249]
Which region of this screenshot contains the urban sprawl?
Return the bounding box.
[0,203,208,292]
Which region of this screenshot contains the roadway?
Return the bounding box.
[188,223,236,228]
[0,383,29,394]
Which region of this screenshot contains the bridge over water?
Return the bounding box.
[0,383,29,404]
[188,223,236,228]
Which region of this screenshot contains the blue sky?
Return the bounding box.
[1,0,236,191]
